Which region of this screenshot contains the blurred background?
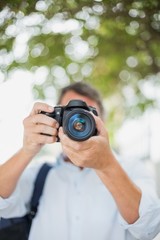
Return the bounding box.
[0,1,160,237]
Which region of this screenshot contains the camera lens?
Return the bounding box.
[63,109,96,141]
[73,118,85,131]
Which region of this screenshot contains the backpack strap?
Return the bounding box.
[0,162,53,237]
[28,163,53,221]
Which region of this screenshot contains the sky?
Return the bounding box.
[0,70,33,163]
[0,69,62,164]
[116,110,160,163]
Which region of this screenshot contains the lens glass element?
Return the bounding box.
[73,117,86,132]
[69,114,87,134]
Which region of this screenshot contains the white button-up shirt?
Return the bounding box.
[0,154,160,240]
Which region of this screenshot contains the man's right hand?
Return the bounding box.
[0,101,59,198]
[22,102,59,158]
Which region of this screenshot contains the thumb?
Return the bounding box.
[92,114,108,138]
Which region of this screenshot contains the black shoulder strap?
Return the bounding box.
[28,163,53,220]
[0,163,53,237]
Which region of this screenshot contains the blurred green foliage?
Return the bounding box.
[0,0,160,140]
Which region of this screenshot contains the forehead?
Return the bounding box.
[60,90,100,112]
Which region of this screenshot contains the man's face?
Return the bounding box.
[59,90,101,117]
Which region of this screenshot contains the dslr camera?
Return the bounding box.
[41,99,98,141]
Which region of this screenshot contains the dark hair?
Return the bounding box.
[57,82,105,118]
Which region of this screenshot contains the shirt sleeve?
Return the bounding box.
[118,159,160,240]
[0,163,41,218]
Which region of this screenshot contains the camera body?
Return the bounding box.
[41,99,98,141]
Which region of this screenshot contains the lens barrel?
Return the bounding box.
[63,109,96,141]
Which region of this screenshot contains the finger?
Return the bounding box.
[29,114,59,128]
[30,102,54,116]
[91,113,107,137]
[61,146,83,167]
[29,133,57,144]
[58,127,69,144]
[59,127,92,151]
[34,124,58,136]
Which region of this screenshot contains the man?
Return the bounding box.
[0,82,160,240]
